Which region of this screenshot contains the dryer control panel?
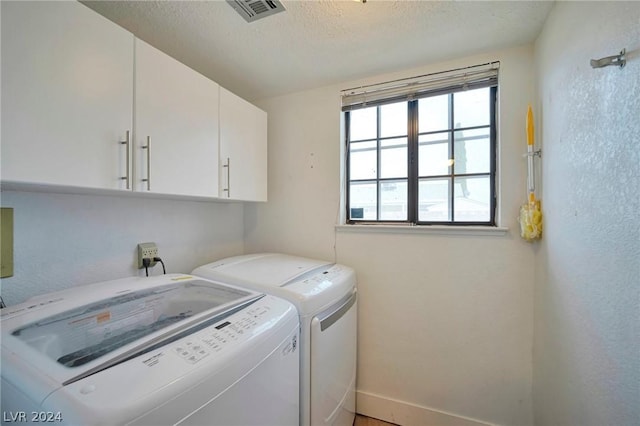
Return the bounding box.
[284,264,356,313]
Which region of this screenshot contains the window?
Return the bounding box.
[343,63,498,226]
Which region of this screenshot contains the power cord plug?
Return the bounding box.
[142,257,151,277]
[141,257,166,276]
[153,257,166,275]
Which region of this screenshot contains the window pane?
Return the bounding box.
[380,102,407,138]
[418,132,450,177]
[345,82,495,225]
[349,182,376,220]
[380,138,407,178]
[453,88,489,129]
[418,95,449,133]
[349,141,377,180]
[454,127,490,175]
[350,107,377,141]
[419,178,451,222]
[380,180,407,220]
[454,176,490,222]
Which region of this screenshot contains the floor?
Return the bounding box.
[354,414,398,426]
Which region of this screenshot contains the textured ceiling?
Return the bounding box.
[82,0,554,102]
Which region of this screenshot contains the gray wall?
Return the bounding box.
[533,2,640,425]
[0,190,245,305]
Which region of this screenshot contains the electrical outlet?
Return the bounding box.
[137,242,158,269]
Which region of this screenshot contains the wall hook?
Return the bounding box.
[590,48,626,69]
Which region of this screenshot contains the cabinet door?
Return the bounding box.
[1,2,134,190]
[134,39,219,198]
[219,88,268,202]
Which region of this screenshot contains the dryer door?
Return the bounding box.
[310,290,357,426]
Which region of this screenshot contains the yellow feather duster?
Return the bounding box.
[519,105,543,241]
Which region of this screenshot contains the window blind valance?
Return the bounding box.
[341,61,499,111]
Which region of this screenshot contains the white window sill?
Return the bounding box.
[335,224,510,237]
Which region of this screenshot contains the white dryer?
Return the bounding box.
[1,274,299,426]
[192,253,357,426]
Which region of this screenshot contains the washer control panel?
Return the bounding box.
[171,303,273,364]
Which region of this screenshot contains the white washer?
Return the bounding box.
[1,274,299,426]
[192,253,357,426]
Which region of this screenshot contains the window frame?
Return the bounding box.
[345,85,498,226]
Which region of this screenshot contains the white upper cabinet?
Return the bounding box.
[134,39,219,198]
[2,2,266,202]
[1,1,134,190]
[219,88,268,202]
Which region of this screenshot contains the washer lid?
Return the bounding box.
[1,275,261,401]
[201,253,333,288]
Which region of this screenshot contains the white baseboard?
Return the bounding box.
[356,390,494,426]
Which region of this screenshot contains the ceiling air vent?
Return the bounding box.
[227,0,286,23]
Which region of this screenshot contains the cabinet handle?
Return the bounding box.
[223,157,230,198]
[120,130,130,189]
[142,136,151,191]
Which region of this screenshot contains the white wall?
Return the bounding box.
[244,85,341,261]
[533,2,640,425]
[248,46,537,426]
[0,190,245,305]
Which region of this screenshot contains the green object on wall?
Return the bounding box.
[1,208,14,278]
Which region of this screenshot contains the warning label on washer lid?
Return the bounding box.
[96,311,111,323]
